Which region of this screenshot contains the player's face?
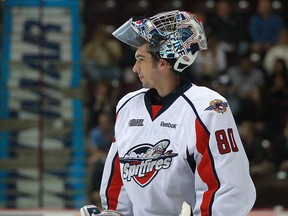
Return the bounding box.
[132,44,161,89]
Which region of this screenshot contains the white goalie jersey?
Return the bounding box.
[100,82,256,216]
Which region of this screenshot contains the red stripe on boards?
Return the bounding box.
[195,118,219,216]
[107,155,123,210]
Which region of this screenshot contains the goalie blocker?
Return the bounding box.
[80,205,123,216]
[80,202,192,216]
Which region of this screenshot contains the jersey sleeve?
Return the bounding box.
[100,141,133,215]
[192,99,256,215]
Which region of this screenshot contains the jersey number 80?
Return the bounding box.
[215,128,239,154]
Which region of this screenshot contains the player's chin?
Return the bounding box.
[141,82,148,88]
[141,81,153,89]
[143,84,153,89]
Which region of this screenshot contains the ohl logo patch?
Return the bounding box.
[120,139,178,187]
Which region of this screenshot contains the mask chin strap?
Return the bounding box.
[173,51,198,72]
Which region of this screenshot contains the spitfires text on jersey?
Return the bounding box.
[120,139,178,187]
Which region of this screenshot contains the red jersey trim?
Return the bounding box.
[195,118,220,216]
[106,153,123,210]
[151,105,163,120]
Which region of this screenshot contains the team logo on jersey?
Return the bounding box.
[120,139,178,187]
[204,99,228,113]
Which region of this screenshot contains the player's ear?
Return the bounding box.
[159,59,171,70]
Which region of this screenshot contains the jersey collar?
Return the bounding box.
[144,81,192,120]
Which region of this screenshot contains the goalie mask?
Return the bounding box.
[112,10,207,72]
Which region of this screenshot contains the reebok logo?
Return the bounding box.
[160,121,177,129]
[129,119,144,127]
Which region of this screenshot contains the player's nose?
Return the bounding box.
[132,61,140,73]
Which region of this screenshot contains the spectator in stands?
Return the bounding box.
[259,58,288,170]
[266,58,288,134]
[249,0,285,57]
[82,24,123,82]
[192,34,227,84]
[208,0,248,58]
[227,54,265,100]
[237,83,287,176]
[266,58,288,86]
[87,111,114,209]
[240,85,267,122]
[263,29,288,76]
[238,121,271,174]
[88,81,117,130]
[227,54,267,125]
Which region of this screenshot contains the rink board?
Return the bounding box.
[0,209,288,216]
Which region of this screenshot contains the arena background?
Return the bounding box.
[0,0,287,215]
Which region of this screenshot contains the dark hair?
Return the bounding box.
[148,49,194,83]
[148,50,180,76]
[139,41,182,76]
